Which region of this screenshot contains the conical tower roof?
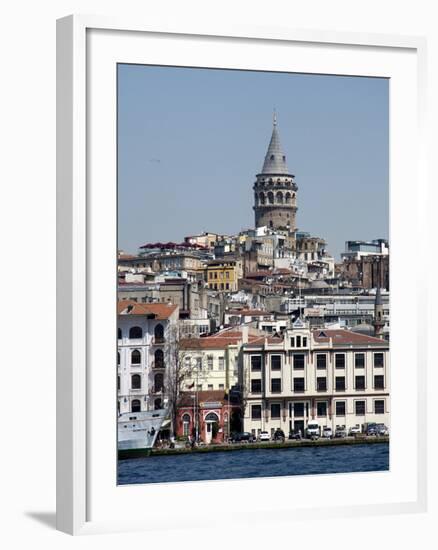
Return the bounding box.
[261,113,290,175]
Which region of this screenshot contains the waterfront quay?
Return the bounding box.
[118,435,389,460]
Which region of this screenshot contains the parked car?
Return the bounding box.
[288,430,303,440]
[306,421,320,439]
[322,426,333,439]
[376,423,389,436]
[334,426,347,438]
[349,425,362,436]
[272,429,285,442]
[259,431,270,442]
[365,423,378,436]
[231,432,254,443]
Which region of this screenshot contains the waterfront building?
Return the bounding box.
[117,300,179,414]
[176,390,241,443]
[178,331,245,393]
[242,321,389,438]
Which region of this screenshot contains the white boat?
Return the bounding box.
[118,409,168,458]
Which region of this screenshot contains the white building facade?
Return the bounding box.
[242,322,390,438]
[117,301,179,414]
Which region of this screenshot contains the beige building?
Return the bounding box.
[178,328,263,392]
[242,321,389,438]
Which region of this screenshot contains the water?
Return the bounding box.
[118,443,389,485]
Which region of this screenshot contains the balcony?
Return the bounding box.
[152,337,165,345]
[152,361,165,369]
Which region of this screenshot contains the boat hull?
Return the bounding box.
[118,409,168,459]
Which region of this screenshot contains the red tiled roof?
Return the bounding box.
[117,300,178,320]
[179,333,262,350]
[312,329,387,346]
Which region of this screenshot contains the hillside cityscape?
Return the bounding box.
[117,115,389,473]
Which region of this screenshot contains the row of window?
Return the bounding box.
[118,324,164,340]
[121,397,163,413]
[118,373,164,392]
[257,191,295,205]
[251,399,386,419]
[208,282,231,290]
[250,374,385,393]
[184,355,225,371]
[208,271,231,279]
[118,349,165,367]
[250,352,385,371]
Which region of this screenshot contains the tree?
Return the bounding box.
[164,326,207,439]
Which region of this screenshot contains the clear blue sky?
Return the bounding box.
[118,64,388,260]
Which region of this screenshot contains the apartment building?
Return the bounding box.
[242,320,389,438]
[117,300,179,414]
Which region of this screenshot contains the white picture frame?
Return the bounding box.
[56,15,428,535]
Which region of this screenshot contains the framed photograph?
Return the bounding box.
[57,15,427,535]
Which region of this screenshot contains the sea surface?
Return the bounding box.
[118,442,389,485]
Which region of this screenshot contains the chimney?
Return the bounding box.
[241,325,249,344]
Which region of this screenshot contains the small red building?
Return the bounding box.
[177,390,241,444]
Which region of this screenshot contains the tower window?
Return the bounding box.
[270,154,275,160]
[282,155,286,161]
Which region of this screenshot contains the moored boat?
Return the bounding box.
[118,409,168,459]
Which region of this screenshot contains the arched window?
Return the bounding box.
[154,324,164,342]
[270,154,275,161]
[117,375,120,390]
[118,328,122,339]
[154,349,164,368]
[276,191,283,204]
[131,349,141,365]
[205,412,219,422]
[269,220,273,228]
[154,372,164,393]
[154,398,162,410]
[117,351,120,366]
[131,399,141,412]
[285,192,291,204]
[131,374,141,389]
[259,192,266,205]
[267,192,274,204]
[129,326,142,339]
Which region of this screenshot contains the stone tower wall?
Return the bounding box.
[253,175,298,231]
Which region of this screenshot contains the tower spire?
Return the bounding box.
[261,112,289,175]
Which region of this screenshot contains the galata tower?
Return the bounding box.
[253,114,298,234]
